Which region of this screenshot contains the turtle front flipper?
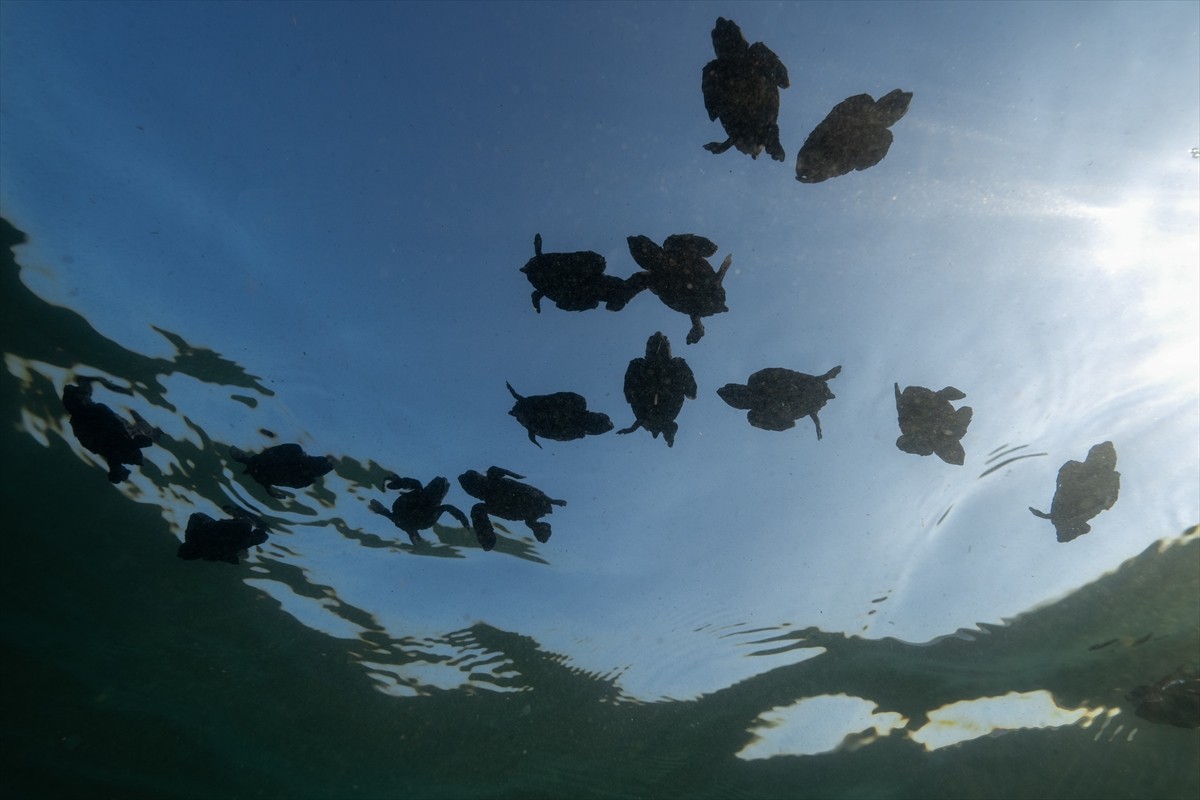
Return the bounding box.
[486,466,525,481]
[531,290,544,313]
[527,429,543,448]
[1028,506,1052,520]
[938,386,967,402]
[106,461,132,483]
[441,504,470,529]
[686,316,706,345]
[616,420,642,436]
[704,139,734,154]
[369,499,394,522]
[748,409,795,432]
[384,475,421,492]
[470,504,497,551]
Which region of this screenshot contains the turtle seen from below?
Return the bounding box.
[625,234,732,345]
[718,365,842,439]
[506,382,613,448]
[369,474,470,546]
[701,17,790,162]
[458,466,566,550]
[618,331,697,447]
[229,443,334,499]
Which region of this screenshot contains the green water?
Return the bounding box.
[2,217,1197,798]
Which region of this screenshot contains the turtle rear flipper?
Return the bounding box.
[106,462,132,483]
[470,504,497,551]
[686,317,706,345]
[528,520,552,544]
[616,420,643,436]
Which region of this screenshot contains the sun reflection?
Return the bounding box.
[909,690,1110,751]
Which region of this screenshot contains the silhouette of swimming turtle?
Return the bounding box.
[617,331,697,447]
[701,17,790,161]
[177,506,269,565]
[1029,441,1120,542]
[718,366,842,439]
[520,233,635,313]
[625,234,731,345]
[894,383,973,465]
[61,375,160,483]
[1127,667,1200,729]
[458,466,566,550]
[369,474,469,546]
[229,443,334,499]
[506,382,613,447]
[796,89,912,183]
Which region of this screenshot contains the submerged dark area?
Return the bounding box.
[2,216,1198,798]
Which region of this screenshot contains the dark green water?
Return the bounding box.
[2,217,1197,799]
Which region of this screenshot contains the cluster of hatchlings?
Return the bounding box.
[57,18,1120,562]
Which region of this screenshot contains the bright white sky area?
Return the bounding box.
[2,1,1197,702]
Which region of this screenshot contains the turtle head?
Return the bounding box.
[711,17,747,60]
[646,331,671,359]
[458,470,486,500]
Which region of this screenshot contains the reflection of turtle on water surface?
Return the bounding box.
[618,332,696,447]
[1127,667,1200,729]
[458,467,566,550]
[506,382,613,448]
[230,443,334,499]
[1029,441,1120,542]
[718,365,841,439]
[701,17,790,162]
[61,375,160,483]
[369,474,469,546]
[625,234,732,345]
[796,89,913,183]
[520,234,636,313]
[177,505,269,565]
[894,383,973,465]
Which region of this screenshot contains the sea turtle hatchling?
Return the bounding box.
[894,383,973,465]
[520,233,636,313]
[458,467,566,550]
[1029,441,1120,542]
[369,474,470,546]
[795,89,913,183]
[617,331,697,447]
[701,17,790,162]
[717,366,842,439]
[229,443,334,499]
[1127,667,1200,729]
[625,234,732,345]
[61,375,160,483]
[506,381,613,448]
[177,505,270,565]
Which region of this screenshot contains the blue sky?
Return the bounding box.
[2,1,1198,700]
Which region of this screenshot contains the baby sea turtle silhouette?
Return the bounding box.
[520,233,635,313]
[229,443,334,499]
[1127,667,1200,729]
[795,89,913,183]
[61,375,160,483]
[1029,441,1120,542]
[617,331,697,447]
[506,382,613,448]
[894,383,973,465]
[368,474,469,546]
[717,365,842,439]
[177,505,269,565]
[701,17,790,161]
[625,234,731,345]
[458,467,566,550]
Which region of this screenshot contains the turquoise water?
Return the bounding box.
[2,218,1198,797]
